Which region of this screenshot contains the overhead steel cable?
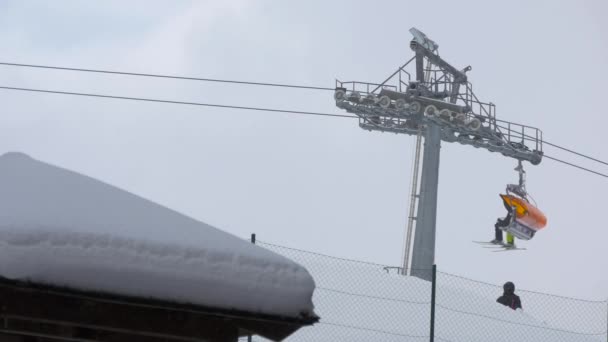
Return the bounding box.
[0,86,354,119]
[0,62,335,91]
[544,140,608,167]
[1,84,608,180]
[544,155,608,178]
[494,123,608,167]
[3,61,607,169]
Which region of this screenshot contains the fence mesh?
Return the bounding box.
[258,241,433,341]
[247,239,607,342]
[436,271,607,342]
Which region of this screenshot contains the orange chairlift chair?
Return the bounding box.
[498,162,547,241]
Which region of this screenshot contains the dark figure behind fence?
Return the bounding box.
[496,281,522,310]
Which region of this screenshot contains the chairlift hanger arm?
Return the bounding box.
[409,42,467,83]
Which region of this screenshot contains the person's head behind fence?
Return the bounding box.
[503,281,515,294]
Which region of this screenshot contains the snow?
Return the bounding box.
[0,152,315,319]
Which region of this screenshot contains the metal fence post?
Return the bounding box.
[248,233,256,342]
[430,264,436,342]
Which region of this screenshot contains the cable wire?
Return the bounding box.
[0,62,334,91]
[494,123,608,167]
[543,141,608,167]
[319,321,428,339]
[257,240,390,267]
[544,155,608,179]
[2,84,608,181]
[436,304,608,336]
[0,86,353,119]
[4,61,608,170]
[316,287,430,305]
[438,271,608,303]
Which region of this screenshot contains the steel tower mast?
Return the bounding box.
[334,28,543,280]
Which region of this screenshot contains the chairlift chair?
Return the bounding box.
[498,162,547,241]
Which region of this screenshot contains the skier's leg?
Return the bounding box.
[492,220,504,243]
[494,226,503,241]
[506,233,515,246]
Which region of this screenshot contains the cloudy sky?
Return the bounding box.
[1,0,606,300]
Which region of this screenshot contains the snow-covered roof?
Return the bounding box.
[0,152,315,319]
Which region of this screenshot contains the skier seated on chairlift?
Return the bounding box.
[492,200,516,247]
[490,161,547,249]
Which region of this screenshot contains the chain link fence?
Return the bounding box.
[436,271,607,341]
[258,240,434,341]
[246,238,607,342]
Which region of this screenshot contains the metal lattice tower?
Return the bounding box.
[334,28,543,280]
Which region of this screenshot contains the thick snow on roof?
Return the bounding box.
[0,152,315,319]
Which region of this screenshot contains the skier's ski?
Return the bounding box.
[492,246,526,252]
[482,245,508,249]
[474,241,526,251]
[472,240,501,245]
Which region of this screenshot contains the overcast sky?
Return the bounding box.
[1,0,606,300]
